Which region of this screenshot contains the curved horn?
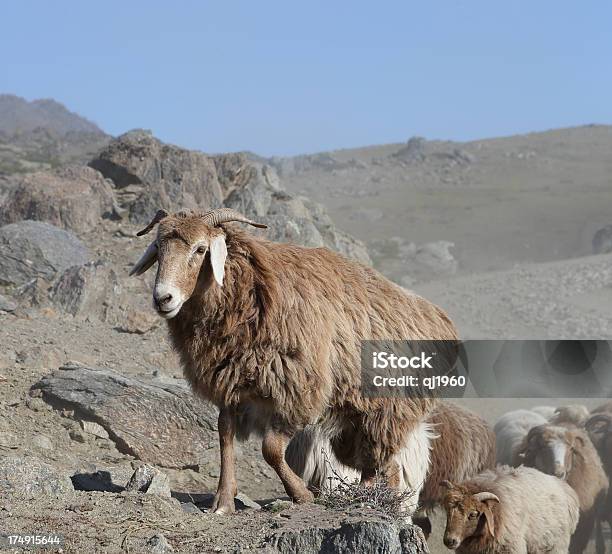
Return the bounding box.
[473,492,500,503]
[586,414,612,430]
[136,209,169,236]
[129,241,158,276]
[202,208,267,229]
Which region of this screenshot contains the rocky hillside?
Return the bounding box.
[0,94,110,175]
[272,125,612,283]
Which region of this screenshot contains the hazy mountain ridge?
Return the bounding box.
[273,124,612,280]
[0,94,105,136]
[0,94,110,174]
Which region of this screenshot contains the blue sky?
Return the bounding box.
[2,1,611,156]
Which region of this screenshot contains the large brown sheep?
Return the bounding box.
[131,208,458,514]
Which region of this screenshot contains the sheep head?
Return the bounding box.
[517,424,583,480]
[441,480,500,550]
[130,208,266,319]
[586,413,612,472]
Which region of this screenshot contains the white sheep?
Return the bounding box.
[493,409,547,465]
[442,465,579,553]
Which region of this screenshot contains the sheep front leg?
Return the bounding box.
[262,429,314,504]
[212,406,237,514]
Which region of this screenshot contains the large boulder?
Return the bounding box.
[89,130,224,223]
[0,166,116,232]
[48,261,157,332]
[32,364,218,468]
[0,220,90,288]
[265,504,428,554]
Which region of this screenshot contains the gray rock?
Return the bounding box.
[49,261,157,332]
[180,501,202,515]
[126,465,171,498]
[0,293,17,312]
[81,420,109,439]
[0,220,89,287]
[31,365,218,468]
[593,224,612,254]
[89,130,224,224]
[0,455,74,499]
[146,471,172,498]
[126,465,159,492]
[235,492,262,510]
[146,534,174,553]
[0,166,115,232]
[265,505,428,554]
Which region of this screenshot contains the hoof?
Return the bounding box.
[212,492,236,515]
[213,504,235,515]
[292,489,315,504]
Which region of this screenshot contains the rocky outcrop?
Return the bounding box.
[265,504,428,554]
[90,130,371,264]
[89,130,224,224]
[31,364,218,468]
[0,220,90,288]
[0,166,116,232]
[391,137,427,163]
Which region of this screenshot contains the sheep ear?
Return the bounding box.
[482,504,496,538]
[209,234,227,287]
[572,433,585,449]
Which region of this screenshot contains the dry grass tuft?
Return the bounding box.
[314,450,419,520]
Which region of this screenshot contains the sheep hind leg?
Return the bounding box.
[262,429,314,504]
[212,407,238,514]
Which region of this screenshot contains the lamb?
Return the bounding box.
[516,424,609,553]
[130,208,458,514]
[441,465,579,553]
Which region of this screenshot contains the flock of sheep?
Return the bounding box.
[130,208,612,553]
[292,401,612,553]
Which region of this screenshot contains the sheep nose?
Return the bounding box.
[154,291,173,307]
[554,465,566,479]
[444,536,460,549]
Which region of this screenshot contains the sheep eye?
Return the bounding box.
[196,246,207,255]
[468,511,479,520]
